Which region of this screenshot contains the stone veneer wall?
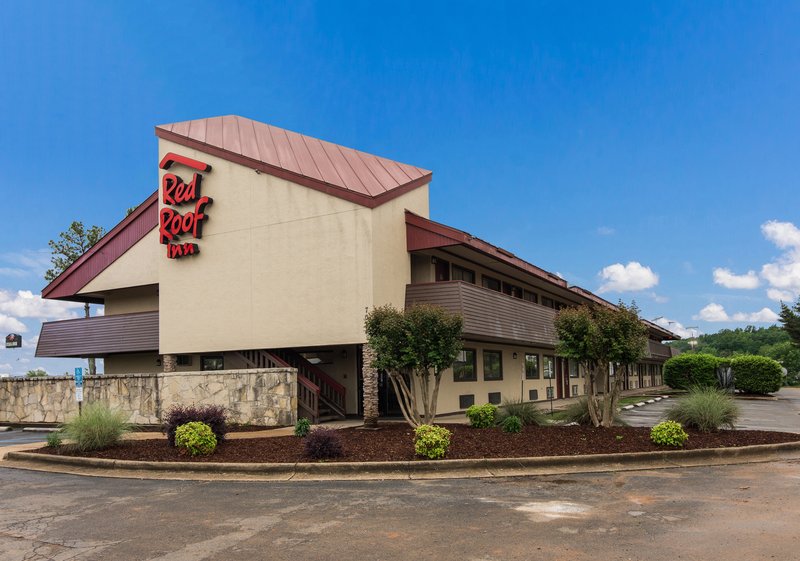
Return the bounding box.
[0,368,297,426]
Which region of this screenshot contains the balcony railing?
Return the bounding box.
[36,311,159,358]
[405,281,558,347]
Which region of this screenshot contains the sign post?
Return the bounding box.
[74,367,84,416]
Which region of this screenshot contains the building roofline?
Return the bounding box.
[41,191,159,302]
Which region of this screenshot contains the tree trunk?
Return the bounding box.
[361,344,380,428]
[84,303,96,376]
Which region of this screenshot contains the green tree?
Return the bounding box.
[779,298,800,348]
[555,302,648,427]
[45,221,106,376]
[25,369,47,378]
[365,304,463,427]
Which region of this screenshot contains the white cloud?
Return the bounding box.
[597,262,659,293]
[0,290,82,320]
[652,317,694,338]
[0,249,51,278]
[597,226,615,236]
[0,313,27,333]
[759,220,800,301]
[649,292,669,304]
[713,268,760,289]
[694,303,779,323]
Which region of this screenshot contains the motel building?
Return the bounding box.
[35,115,679,424]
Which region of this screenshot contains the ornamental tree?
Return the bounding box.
[555,301,648,427]
[365,304,463,427]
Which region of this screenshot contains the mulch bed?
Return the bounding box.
[33,424,800,464]
[131,425,274,433]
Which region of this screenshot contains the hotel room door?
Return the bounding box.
[556,358,569,399]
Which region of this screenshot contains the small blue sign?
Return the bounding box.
[74,367,83,388]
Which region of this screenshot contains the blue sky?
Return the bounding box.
[1,1,799,375]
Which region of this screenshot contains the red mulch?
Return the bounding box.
[33,424,800,464]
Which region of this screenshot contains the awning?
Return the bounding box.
[36,311,159,358]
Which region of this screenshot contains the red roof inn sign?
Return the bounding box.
[5,334,22,348]
[158,153,213,259]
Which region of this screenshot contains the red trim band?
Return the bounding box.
[159,152,212,172]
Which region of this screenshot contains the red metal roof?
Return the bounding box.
[156,116,432,208]
[41,192,158,301]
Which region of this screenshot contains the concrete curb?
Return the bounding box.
[5,440,800,482]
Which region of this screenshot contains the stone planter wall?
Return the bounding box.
[0,368,297,426]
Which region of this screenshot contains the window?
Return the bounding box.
[483,350,503,380]
[541,296,554,308]
[502,282,523,298]
[529,389,539,401]
[542,355,555,379]
[482,275,501,292]
[201,355,224,371]
[488,392,502,405]
[525,353,540,379]
[434,258,450,282]
[459,394,475,409]
[572,385,579,396]
[453,349,477,382]
[569,359,579,378]
[177,355,192,366]
[452,264,476,284]
[523,290,538,304]
[546,387,554,400]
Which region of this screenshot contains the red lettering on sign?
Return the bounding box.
[160,153,213,259]
[167,243,199,259]
[159,197,213,245]
[162,173,201,205]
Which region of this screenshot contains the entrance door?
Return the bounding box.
[435,258,450,282]
[556,358,569,399]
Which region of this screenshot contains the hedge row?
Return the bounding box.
[663,353,782,394]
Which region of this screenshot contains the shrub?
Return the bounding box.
[304,428,343,460]
[414,424,452,459]
[665,386,739,431]
[562,397,625,426]
[466,403,498,428]
[500,415,523,433]
[163,404,227,446]
[497,398,546,426]
[650,421,689,447]
[46,431,63,448]
[663,354,720,390]
[294,417,312,437]
[62,402,131,452]
[175,421,217,456]
[731,355,783,395]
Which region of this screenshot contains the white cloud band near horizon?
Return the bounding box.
[694,303,779,323]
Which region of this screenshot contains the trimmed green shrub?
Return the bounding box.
[663,354,720,390]
[62,402,131,452]
[466,403,498,428]
[304,427,343,460]
[414,424,452,459]
[46,431,63,448]
[294,417,312,437]
[175,421,217,456]
[665,386,739,431]
[731,355,783,394]
[562,397,624,426]
[651,421,689,447]
[497,398,547,426]
[163,404,227,447]
[500,415,523,433]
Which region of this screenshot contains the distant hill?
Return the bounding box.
[667,325,799,383]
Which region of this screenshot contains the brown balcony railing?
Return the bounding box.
[405,281,558,347]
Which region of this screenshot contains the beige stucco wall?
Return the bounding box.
[157,138,429,355]
[0,368,297,425]
[79,229,160,295]
[431,341,586,415]
[102,285,159,316]
[104,353,161,375]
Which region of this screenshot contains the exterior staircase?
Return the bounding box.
[236,348,347,424]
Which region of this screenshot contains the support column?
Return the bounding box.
[361,343,379,428]
[162,354,177,373]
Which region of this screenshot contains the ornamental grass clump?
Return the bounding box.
[500,415,523,434]
[562,397,625,426]
[650,421,689,447]
[163,404,227,446]
[62,402,131,452]
[497,398,546,427]
[175,421,217,456]
[414,424,452,459]
[465,403,497,428]
[46,431,63,448]
[304,428,343,460]
[665,386,739,432]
